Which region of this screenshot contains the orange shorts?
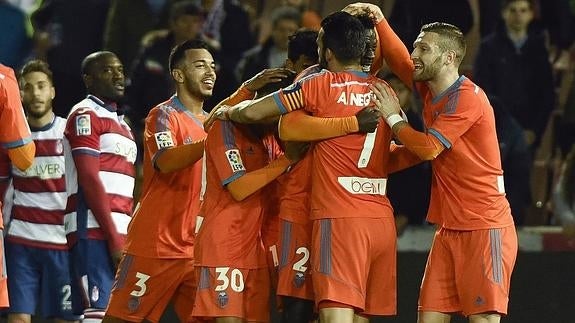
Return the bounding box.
[192,266,270,322]
[106,254,199,323]
[276,219,314,301]
[311,217,397,315]
[0,235,8,308]
[418,225,518,316]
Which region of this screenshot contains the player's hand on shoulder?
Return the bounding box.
[342,2,384,23]
[244,68,295,92]
[284,141,310,164]
[356,107,381,133]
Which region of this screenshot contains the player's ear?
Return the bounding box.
[172,68,185,83]
[82,74,92,88]
[445,50,456,65]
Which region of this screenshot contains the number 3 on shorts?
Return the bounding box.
[215,267,245,292]
[130,272,151,297]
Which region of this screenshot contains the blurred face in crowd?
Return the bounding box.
[84,54,125,101]
[272,18,300,51]
[502,0,533,33]
[177,48,216,100]
[411,31,445,82]
[172,14,205,42]
[20,71,55,119]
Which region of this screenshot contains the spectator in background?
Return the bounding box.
[388,0,474,50]
[554,143,575,237]
[200,0,255,110]
[383,73,430,234]
[126,1,207,161]
[31,0,111,117]
[479,0,574,71]
[103,0,182,72]
[473,0,555,152]
[0,0,31,69]
[235,6,301,83]
[490,95,532,225]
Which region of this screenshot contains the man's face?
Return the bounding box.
[289,55,317,74]
[272,19,300,51]
[86,54,125,101]
[179,48,216,100]
[502,0,533,33]
[172,14,205,40]
[410,31,445,82]
[21,71,55,119]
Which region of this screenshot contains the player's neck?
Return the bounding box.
[329,60,363,73]
[177,91,204,115]
[28,111,55,129]
[426,70,460,97]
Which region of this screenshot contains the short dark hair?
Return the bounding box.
[169,0,206,21]
[169,39,210,72]
[420,22,466,64]
[81,51,117,75]
[320,11,367,65]
[287,29,318,62]
[19,59,53,83]
[256,71,296,98]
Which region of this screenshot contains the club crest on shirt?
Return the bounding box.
[154,131,175,149]
[76,114,91,136]
[293,271,305,288]
[225,149,245,172]
[217,291,228,308]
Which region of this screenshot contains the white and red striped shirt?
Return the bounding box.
[63,95,136,246]
[3,116,67,249]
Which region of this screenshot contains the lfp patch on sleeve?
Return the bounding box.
[154,131,175,149]
[225,149,245,172]
[75,114,91,136]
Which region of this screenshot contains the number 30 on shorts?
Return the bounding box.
[215,267,245,292]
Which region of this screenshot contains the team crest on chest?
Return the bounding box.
[225,149,245,172]
[217,291,229,308]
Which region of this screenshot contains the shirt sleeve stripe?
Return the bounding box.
[222,170,245,186]
[2,137,32,149]
[71,147,100,157]
[428,128,452,149]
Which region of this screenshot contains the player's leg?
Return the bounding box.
[468,313,500,323]
[277,220,314,323]
[69,239,116,323]
[193,266,270,322]
[106,254,190,323]
[456,226,517,322]
[280,296,314,323]
[418,229,459,322]
[417,311,451,323]
[311,219,374,323]
[5,242,39,323]
[38,248,80,323]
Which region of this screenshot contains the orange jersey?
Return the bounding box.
[277,154,311,224]
[273,70,394,220]
[0,64,32,150]
[195,120,270,269]
[124,96,206,258]
[418,77,513,229]
[377,18,513,230]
